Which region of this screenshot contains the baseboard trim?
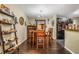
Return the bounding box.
[18,39,27,46]
[65,47,75,54]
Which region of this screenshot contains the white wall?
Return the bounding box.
[65,30,79,54]
[6,4,28,44]
[48,15,57,39]
[28,18,36,25]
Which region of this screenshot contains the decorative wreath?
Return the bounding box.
[19,17,24,25]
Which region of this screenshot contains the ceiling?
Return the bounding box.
[14,4,79,18]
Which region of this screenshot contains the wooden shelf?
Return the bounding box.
[65,29,79,32]
[5,44,18,54]
[4,38,17,51]
[2,30,16,35]
[0,20,13,25]
[0,9,14,18]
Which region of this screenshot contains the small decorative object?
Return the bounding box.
[1,4,10,14]
[19,17,24,25]
[3,19,6,22]
[1,4,5,9]
[6,20,9,23]
[10,11,14,16]
[68,24,72,29]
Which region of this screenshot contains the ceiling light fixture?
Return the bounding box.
[37,10,44,18]
[40,10,43,13]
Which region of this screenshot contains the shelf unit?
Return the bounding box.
[0,5,18,54]
[0,20,12,25]
[2,29,16,35]
[0,9,14,17]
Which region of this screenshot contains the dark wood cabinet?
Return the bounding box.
[27,25,36,45]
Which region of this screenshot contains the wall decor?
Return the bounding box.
[19,17,24,25]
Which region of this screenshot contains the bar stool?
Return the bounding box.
[31,30,35,48]
[46,32,50,48]
[36,30,45,49]
[48,28,53,46]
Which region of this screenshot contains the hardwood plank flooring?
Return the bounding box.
[14,39,71,54]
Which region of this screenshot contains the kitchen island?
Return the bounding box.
[65,29,79,54]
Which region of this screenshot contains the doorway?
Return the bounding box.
[56,17,65,47]
[56,17,73,47]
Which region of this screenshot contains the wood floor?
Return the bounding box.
[13,39,71,54]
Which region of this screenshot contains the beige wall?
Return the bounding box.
[65,30,79,54]
[6,4,28,44]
